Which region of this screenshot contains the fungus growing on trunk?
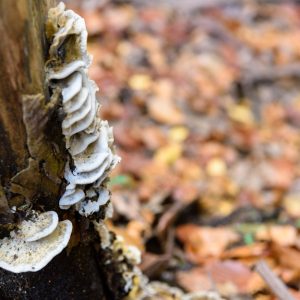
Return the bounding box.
[15,211,59,242]
[0,5,136,295]
[46,2,120,219]
[0,212,72,273]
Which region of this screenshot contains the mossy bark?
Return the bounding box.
[0,1,108,298]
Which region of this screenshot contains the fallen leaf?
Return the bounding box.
[154,144,183,166]
[169,126,189,143]
[176,225,240,262]
[105,6,135,32]
[172,183,199,203]
[147,80,184,125]
[260,159,295,189]
[140,126,167,150]
[81,10,104,35]
[114,123,142,149]
[140,252,170,277]
[173,158,203,181]
[228,103,255,127]
[111,190,140,220]
[176,261,257,295]
[283,193,300,218]
[129,74,152,90]
[271,244,300,271]
[148,97,184,125]
[222,243,267,259]
[256,225,297,247]
[206,158,227,177]
[176,268,214,293]
[106,220,148,252]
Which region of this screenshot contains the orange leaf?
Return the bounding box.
[176,225,239,262]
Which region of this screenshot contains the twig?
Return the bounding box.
[243,63,300,84]
[132,0,245,11]
[156,201,185,240]
[255,260,295,300]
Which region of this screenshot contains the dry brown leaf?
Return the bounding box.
[140,126,167,150]
[222,243,267,259]
[176,268,214,293]
[176,225,239,262]
[106,220,148,252]
[256,225,297,247]
[147,80,184,125]
[172,183,199,203]
[140,252,170,278]
[260,159,295,189]
[112,191,140,220]
[114,123,143,150]
[173,158,203,181]
[104,6,135,32]
[148,98,184,125]
[271,244,300,271]
[81,10,104,35]
[177,261,257,295]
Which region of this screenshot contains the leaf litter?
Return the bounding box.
[66,0,300,298]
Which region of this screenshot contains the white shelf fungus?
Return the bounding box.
[15,211,59,242]
[0,212,72,273]
[0,1,120,275]
[47,2,120,217]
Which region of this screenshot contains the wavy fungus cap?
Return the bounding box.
[14,211,59,242]
[0,213,72,273]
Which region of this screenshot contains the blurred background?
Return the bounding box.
[65,0,300,298]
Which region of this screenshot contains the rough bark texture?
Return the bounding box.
[0,0,66,220]
[0,243,105,300]
[0,1,108,298]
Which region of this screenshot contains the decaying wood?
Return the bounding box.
[0,0,66,220]
[0,1,110,298]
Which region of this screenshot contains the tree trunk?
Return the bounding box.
[0,1,109,298]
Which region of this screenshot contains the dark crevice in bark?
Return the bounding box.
[0,243,106,300]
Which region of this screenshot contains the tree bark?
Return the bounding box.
[0,0,64,218]
[0,1,109,298]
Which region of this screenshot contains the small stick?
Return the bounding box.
[255,260,295,300]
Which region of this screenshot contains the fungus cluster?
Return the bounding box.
[0,2,119,274]
[46,2,120,217]
[0,211,72,273]
[94,222,144,298]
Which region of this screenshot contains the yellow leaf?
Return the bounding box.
[218,200,235,216]
[154,144,182,165]
[283,193,300,218]
[169,126,189,143]
[129,74,152,90]
[228,103,254,126]
[206,158,227,177]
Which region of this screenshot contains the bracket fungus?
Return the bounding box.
[46,2,120,218]
[0,4,137,293]
[0,1,121,275]
[0,211,72,273]
[15,211,59,242]
[45,3,145,294]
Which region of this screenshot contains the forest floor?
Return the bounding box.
[70,1,300,299]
